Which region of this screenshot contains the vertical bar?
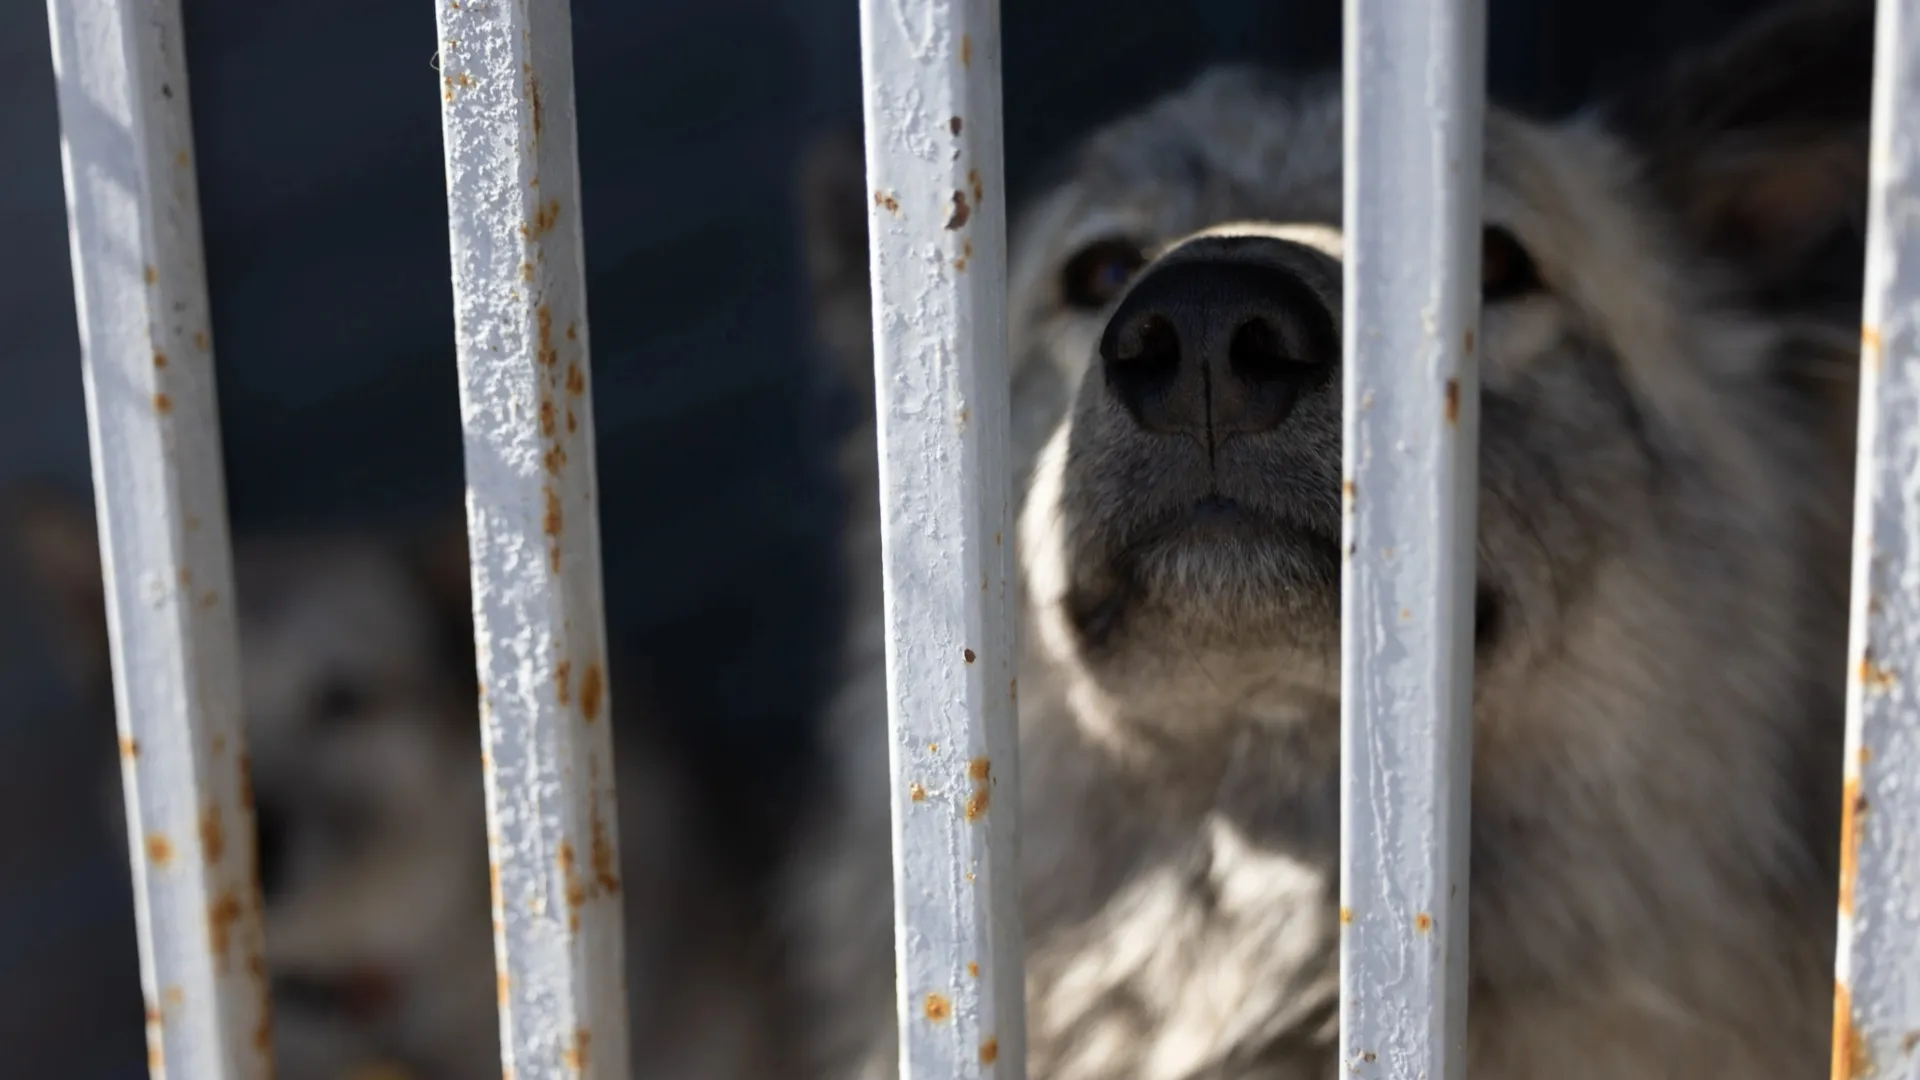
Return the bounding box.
[1339,0,1486,1076]
[44,2,271,1078]
[1834,2,1920,1077]
[433,2,630,1078]
[856,0,1025,1077]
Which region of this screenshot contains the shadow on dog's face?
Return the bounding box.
[9,492,497,1080]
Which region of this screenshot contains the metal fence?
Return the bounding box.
[37,0,1918,1078]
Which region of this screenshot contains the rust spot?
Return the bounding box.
[529,199,562,238]
[521,262,534,282]
[253,998,273,1054]
[964,648,977,664]
[909,783,927,802]
[1342,479,1356,505]
[153,351,168,369]
[949,116,963,136]
[497,972,510,1005]
[969,169,983,205]
[200,804,225,865]
[559,840,585,932]
[1840,777,1865,914]
[968,757,990,781]
[561,1027,590,1072]
[924,992,952,1022]
[1864,324,1883,371]
[566,321,578,341]
[549,545,561,573]
[965,788,990,821]
[1444,379,1460,424]
[119,736,139,759]
[207,890,243,969]
[555,660,573,705]
[540,399,557,437]
[153,393,173,415]
[193,331,209,352]
[1340,906,1353,925]
[967,961,980,978]
[544,486,563,537]
[144,265,157,285]
[580,664,604,722]
[544,445,569,475]
[1903,1030,1920,1055]
[146,834,174,867]
[873,190,900,214]
[237,753,253,810]
[175,150,189,168]
[537,304,557,367]
[443,75,455,102]
[1835,980,1871,1079]
[530,77,544,139]
[566,363,585,397]
[1859,653,1898,692]
[961,34,972,68]
[945,191,973,230]
[591,804,620,894]
[455,71,473,89]
[1414,912,1433,933]
[980,1038,999,1064]
[1463,329,1475,356]
[566,408,578,434]
[955,239,973,271]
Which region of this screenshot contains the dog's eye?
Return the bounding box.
[313,676,369,725]
[1482,225,1544,302]
[1060,237,1149,310]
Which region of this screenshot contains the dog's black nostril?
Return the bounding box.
[1228,317,1291,382]
[1112,314,1180,372]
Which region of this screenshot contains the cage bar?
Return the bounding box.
[432,1,630,1077]
[1338,0,1487,1076]
[1833,1,1920,1077]
[45,1,271,1077]
[855,0,1025,1076]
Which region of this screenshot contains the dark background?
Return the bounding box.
[0,0,1774,1074]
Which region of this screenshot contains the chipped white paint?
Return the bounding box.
[434,1,629,1077]
[858,0,1025,1076]
[1834,1,1920,1076]
[1338,0,1486,1076]
[45,0,271,1077]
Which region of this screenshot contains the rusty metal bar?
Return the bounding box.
[1833,1,1920,1076]
[1338,0,1487,1076]
[433,1,631,1077]
[856,0,1026,1076]
[44,0,271,1077]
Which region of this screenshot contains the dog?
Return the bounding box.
[8,489,785,1080]
[782,1,1873,1076]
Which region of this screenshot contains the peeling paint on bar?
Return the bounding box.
[1338,0,1486,1077]
[1833,1,1920,1077]
[433,1,630,1078]
[857,0,1026,1077]
[45,1,271,1077]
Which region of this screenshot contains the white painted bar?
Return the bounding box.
[856,0,1025,1076]
[433,1,630,1077]
[1833,1,1920,1077]
[1338,0,1486,1075]
[45,1,271,1078]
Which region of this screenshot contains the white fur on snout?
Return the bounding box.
[1180,220,1346,261]
[1018,421,1079,670]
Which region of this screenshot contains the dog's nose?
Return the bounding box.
[1098,236,1338,439]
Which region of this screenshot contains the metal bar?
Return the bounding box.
[1338,0,1487,1075]
[1833,1,1920,1077]
[44,1,271,1077]
[856,0,1025,1076]
[433,1,630,1077]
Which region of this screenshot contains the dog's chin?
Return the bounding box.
[1064,497,1342,653]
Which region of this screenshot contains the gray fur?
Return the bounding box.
[786,2,1870,1077]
